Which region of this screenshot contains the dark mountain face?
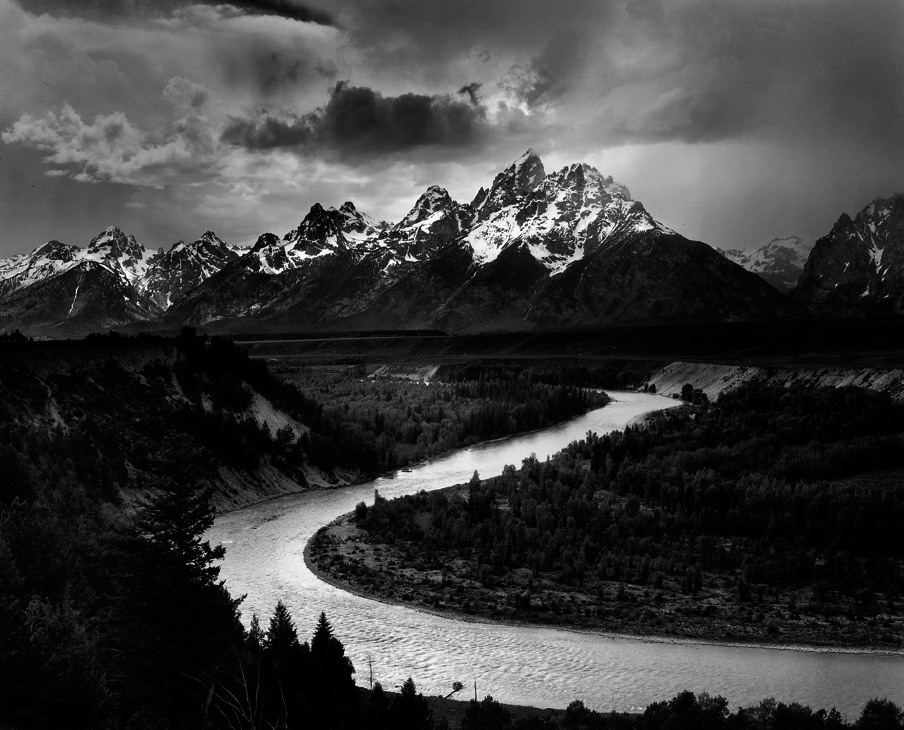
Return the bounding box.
[791,195,904,316]
[0,240,81,299]
[0,262,155,335]
[469,148,546,223]
[142,232,240,309]
[2,151,805,335]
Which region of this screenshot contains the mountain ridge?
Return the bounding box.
[718,236,812,292]
[1,151,808,335]
[791,194,904,316]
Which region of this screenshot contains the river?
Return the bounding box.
[209,391,904,718]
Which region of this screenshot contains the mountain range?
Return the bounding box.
[0,151,900,335]
[718,237,812,293]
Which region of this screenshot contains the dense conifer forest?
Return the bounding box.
[3,333,903,727]
[314,384,904,647]
[0,332,602,728]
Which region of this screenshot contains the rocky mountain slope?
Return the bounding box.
[141,231,241,309]
[791,194,904,316]
[1,151,800,335]
[0,226,243,334]
[718,236,812,292]
[169,151,796,332]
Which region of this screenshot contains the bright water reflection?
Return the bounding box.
[209,392,904,717]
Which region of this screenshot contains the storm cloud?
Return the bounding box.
[222,82,488,159]
[1,0,903,257]
[11,0,333,25]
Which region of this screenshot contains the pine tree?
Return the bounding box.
[247,613,264,653]
[114,479,243,726]
[265,600,299,657]
[308,611,359,729]
[391,677,434,730]
[311,610,334,654]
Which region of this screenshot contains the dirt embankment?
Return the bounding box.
[649,362,904,402]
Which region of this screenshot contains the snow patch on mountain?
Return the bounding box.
[718,236,813,291]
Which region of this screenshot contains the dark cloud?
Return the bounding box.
[332,0,613,67]
[500,29,585,109]
[221,112,312,150]
[458,82,482,106]
[218,0,332,25]
[221,82,488,159]
[12,0,334,25]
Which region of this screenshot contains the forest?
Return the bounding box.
[318,383,904,647]
[3,331,903,727]
[0,332,604,728]
[276,359,609,471]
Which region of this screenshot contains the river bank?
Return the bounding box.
[306,502,904,655]
[211,391,904,715]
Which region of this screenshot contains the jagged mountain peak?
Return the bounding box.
[140,230,240,309]
[1,151,802,334]
[718,236,812,292]
[470,150,547,222]
[83,225,148,283]
[165,231,230,255]
[548,163,632,200]
[88,225,135,251]
[286,204,348,250]
[792,193,904,315]
[252,232,282,252]
[31,240,79,260]
[382,186,464,262]
[284,199,384,254]
[199,230,226,244]
[398,186,456,228]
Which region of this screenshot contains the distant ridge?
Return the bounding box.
[1,151,802,335]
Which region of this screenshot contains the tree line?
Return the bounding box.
[354,383,904,628]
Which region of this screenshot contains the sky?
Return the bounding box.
[0,0,901,257]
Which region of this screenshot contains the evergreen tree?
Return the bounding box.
[258,601,309,729]
[114,479,243,727]
[308,611,358,729]
[265,600,299,657]
[462,695,511,730]
[390,677,433,730]
[366,681,391,730]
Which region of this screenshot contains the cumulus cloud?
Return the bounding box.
[2,98,218,186]
[163,75,209,111]
[222,82,489,160]
[11,0,334,25]
[499,29,585,109]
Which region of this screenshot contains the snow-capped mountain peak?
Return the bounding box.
[792,193,904,313]
[462,152,669,271]
[139,230,241,308]
[381,186,465,263]
[470,149,546,223]
[0,150,799,334]
[399,186,454,227]
[84,225,149,283]
[718,236,812,291]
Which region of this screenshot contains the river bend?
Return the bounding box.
[209,392,904,716]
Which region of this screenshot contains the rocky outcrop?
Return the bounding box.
[791,194,904,315]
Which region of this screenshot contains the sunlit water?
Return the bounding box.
[209,392,904,717]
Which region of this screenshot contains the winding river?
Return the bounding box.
[209,392,904,718]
